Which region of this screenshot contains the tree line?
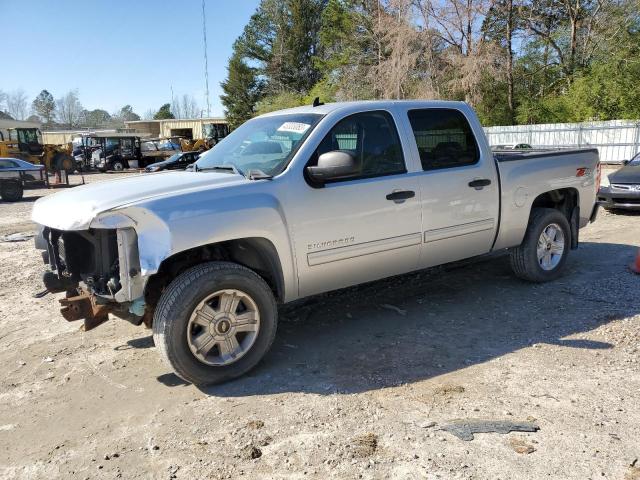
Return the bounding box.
[221,0,640,128]
[0,89,204,128]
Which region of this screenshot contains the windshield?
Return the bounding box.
[17,129,39,144]
[195,113,323,176]
[166,153,182,162]
[629,152,640,166]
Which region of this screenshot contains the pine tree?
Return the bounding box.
[32,90,55,124]
[119,105,141,121]
[220,51,264,128]
[153,104,175,120]
[268,0,325,93]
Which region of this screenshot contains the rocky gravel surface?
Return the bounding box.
[0,169,639,479]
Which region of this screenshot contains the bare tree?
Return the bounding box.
[504,0,515,121]
[373,0,422,99]
[142,108,156,120]
[416,0,493,55]
[522,0,628,81]
[446,39,506,106]
[481,0,520,121]
[414,0,501,105]
[6,89,29,120]
[171,94,201,118]
[56,90,84,127]
[0,90,7,114]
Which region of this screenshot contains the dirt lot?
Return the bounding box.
[1,169,639,480]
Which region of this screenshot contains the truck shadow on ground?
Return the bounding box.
[156,240,639,395]
[603,209,640,217]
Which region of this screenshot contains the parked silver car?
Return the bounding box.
[597,152,640,210]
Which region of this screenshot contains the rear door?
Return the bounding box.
[403,108,500,267]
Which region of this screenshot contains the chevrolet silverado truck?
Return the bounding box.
[31,101,600,385]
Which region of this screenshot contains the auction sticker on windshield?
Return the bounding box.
[277,122,311,134]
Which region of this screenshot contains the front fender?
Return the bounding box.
[115,190,297,301]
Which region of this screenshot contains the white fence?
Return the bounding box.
[484,120,640,163]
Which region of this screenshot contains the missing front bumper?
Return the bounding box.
[59,289,145,331]
[59,290,110,331]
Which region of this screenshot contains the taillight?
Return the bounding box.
[596,162,602,191]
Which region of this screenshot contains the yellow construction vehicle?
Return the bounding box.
[0,127,75,172]
[180,123,230,152]
[180,137,211,152]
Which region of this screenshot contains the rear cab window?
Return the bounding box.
[407,109,480,171]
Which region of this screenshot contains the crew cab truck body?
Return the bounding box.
[31,101,600,385]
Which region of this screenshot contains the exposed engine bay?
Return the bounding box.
[36,226,145,330]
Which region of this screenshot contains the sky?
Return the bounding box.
[2,0,261,117]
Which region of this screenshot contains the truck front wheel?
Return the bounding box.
[510,208,571,282]
[153,262,278,385]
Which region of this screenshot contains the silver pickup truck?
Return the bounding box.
[31,101,600,385]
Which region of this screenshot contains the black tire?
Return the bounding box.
[111,160,124,171]
[0,181,23,202]
[510,207,571,282]
[53,153,76,174]
[153,261,278,385]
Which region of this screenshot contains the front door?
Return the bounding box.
[120,138,134,159]
[404,108,500,267]
[290,110,423,298]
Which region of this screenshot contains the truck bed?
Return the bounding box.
[492,147,599,251]
[494,148,599,162]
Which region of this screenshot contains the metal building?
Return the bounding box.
[124,117,228,140]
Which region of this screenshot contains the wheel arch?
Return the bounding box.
[143,237,286,325]
[530,187,580,249]
[494,186,581,251]
[530,187,579,217]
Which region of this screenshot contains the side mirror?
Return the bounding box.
[622,159,630,165]
[306,150,359,185]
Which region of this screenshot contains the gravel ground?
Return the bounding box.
[0,169,639,480]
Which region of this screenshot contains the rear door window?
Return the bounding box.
[407,109,479,171]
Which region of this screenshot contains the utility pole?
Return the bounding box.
[202,0,211,117]
[170,85,176,117]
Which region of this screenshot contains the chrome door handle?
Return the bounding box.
[468,179,491,189]
[386,190,415,201]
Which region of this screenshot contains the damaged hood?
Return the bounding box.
[32,171,247,230]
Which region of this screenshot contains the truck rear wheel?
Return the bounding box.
[153,262,278,385]
[510,208,571,282]
[111,160,124,171]
[0,181,23,202]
